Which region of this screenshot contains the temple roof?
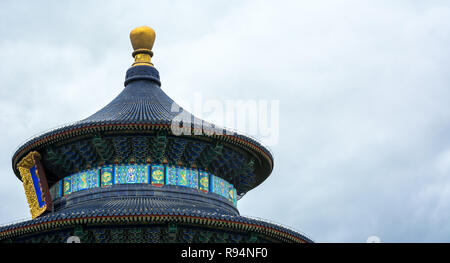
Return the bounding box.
[83,67,172,124]
[11,26,273,195]
[0,198,312,243]
[0,26,308,243]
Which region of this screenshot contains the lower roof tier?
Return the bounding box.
[0,181,313,243]
[0,189,313,243]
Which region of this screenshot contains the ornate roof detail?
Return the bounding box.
[1,26,313,244]
[1,183,313,243]
[11,28,273,195]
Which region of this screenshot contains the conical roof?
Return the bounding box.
[11,27,273,196]
[80,66,176,125]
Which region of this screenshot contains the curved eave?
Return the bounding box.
[12,122,274,189]
[0,212,311,243]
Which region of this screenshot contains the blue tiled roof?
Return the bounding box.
[80,66,176,124]
[0,196,313,243]
[51,184,239,216]
[0,183,313,242]
[12,66,273,193]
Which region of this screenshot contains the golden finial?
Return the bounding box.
[130,26,156,67]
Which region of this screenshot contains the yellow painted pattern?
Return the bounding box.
[17,151,47,219]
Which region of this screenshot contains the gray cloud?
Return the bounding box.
[1,0,450,242]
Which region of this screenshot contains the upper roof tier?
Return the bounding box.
[11,26,273,196]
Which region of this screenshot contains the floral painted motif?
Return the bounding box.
[51,164,237,205]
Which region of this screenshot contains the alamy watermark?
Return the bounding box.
[67,236,81,243]
[366,236,381,243]
[170,93,280,147]
[67,235,382,243]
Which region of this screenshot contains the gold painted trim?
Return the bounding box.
[17,151,47,219]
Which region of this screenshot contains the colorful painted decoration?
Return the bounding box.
[211,175,232,201]
[62,168,99,195]
[30,166,45,207]
[166,167,199,189]
[101,166,114,187]
[70,169,100,192]
[114,164,148,184]
[199,171,209,192]
[166,166,177,185]
[51,164,237,206]
[151,165,165,186]
[17,151,52,219]
[63,176,72,196]
[228,187,237,205]
[188,169,198,189]
[177,167,188,187]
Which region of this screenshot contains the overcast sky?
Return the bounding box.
[1,0,450,242]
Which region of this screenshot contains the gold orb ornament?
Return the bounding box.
[129,26,156,67]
